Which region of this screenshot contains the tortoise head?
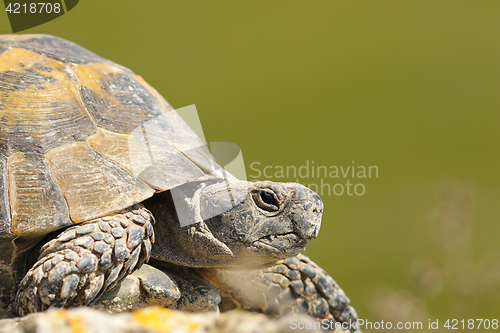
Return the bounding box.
[147,180,323,268]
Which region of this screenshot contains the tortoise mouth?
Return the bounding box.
[250,232,307,256]
[259,231,299,243]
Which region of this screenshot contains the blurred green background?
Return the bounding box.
[1,1,499,330]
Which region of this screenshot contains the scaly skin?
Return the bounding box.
[15,205,154,315]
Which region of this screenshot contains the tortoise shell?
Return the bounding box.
[0,34,220,240]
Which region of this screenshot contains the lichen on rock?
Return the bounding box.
[0,306,327,333]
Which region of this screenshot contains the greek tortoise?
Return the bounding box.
[0,34,359,330]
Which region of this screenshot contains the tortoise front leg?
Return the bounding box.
[196,254,360,332]
[15,204,154,315]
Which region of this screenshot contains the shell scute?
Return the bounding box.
[8,152,71,238]
[86,127,209,191]
[45,142,155,222]
[0,48,96,156]
[71,63,171,134]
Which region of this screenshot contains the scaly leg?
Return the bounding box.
[15,204,154,315]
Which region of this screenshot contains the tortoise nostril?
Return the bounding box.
[313,208,318,213]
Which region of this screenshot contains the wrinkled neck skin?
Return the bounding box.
[145,179,323,269]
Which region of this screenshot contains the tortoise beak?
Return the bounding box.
[290,186,323,240]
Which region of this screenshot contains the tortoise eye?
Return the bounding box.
[260,192,275,205]
[253,190,279,212]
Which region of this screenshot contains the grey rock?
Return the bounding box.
[0,307,326,333]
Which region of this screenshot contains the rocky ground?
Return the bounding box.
[0,306,347,333]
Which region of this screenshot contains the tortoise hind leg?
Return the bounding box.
[15,204,154,316]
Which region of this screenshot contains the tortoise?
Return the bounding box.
[0,34,359,329]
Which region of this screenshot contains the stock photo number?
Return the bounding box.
[443,319,498,330]
[6,2,61,13]
[3,0,79,32]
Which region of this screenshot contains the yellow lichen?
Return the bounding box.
[132,307,200,333]
[54,309,85,333]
